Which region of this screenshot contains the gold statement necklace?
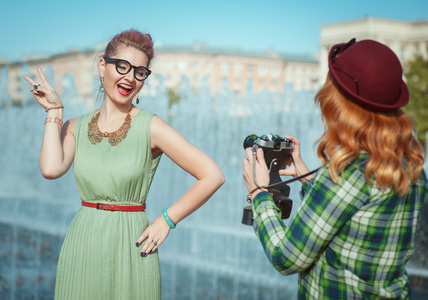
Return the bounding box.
[88,110,132,146]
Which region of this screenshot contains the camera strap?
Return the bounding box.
[252,151,321,190]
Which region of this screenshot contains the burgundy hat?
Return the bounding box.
[328,38,409,112]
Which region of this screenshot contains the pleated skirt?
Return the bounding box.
[54,207,160,300]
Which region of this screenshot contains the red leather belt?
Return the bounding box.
[82,201,146,212]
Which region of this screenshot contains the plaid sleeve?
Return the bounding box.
[300,178,314,198]
[252,164,370,275]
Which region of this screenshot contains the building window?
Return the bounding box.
[205,62,214,72]
[271,65,281,77]
[193,61,200,71]
[258,64,268,76]
[178,60,187,71]
[234,63,243,74]
[221,62,230,74]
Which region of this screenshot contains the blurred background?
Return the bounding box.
[1,0,428,299]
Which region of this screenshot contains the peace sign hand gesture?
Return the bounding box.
[23,66,62,110]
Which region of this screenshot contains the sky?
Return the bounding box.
[1,0,427,62]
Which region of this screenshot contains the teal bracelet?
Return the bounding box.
[163,208,177,229]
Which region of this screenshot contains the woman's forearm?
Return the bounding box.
[164,170,224,224]
[39,109,74,179]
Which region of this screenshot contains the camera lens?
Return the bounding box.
[243,134,258,149]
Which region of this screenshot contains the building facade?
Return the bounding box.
[151,44,318,96]
[0,44,318,106]
[1,17,427,106]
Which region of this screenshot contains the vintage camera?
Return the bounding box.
[242,134,294,226]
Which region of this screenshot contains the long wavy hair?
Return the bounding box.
[315,73,424,195]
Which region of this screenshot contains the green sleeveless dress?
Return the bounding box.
[55,109,162,300]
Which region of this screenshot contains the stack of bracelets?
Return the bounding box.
[44,105,64,127]
[162,208,177,229]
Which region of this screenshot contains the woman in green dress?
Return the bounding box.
[24,29,225,299]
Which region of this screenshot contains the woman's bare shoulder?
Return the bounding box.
[63,117,80,136]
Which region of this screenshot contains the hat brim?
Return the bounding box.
[328,43,409,112]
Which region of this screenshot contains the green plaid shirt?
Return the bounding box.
[252,152,427,299]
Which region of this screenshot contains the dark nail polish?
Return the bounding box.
[33,85,38,89]
[140,252,144,257]
[135,242,139,247]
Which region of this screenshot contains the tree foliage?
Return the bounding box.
[167,88,181,108]
[403,52,428,146]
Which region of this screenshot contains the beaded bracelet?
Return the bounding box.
[46,105,64,112]
[162,208,177,229]
[44,117,63,128]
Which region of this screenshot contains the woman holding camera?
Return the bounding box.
[25,29,224,300]
[242,38,427,299]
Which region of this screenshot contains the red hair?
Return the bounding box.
[315,73,424,195]
[103,29,154,67]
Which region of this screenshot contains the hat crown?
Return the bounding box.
[328,39,408,112]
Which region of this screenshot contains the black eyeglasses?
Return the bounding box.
[104,58,151,81]
[330,38,359,95]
